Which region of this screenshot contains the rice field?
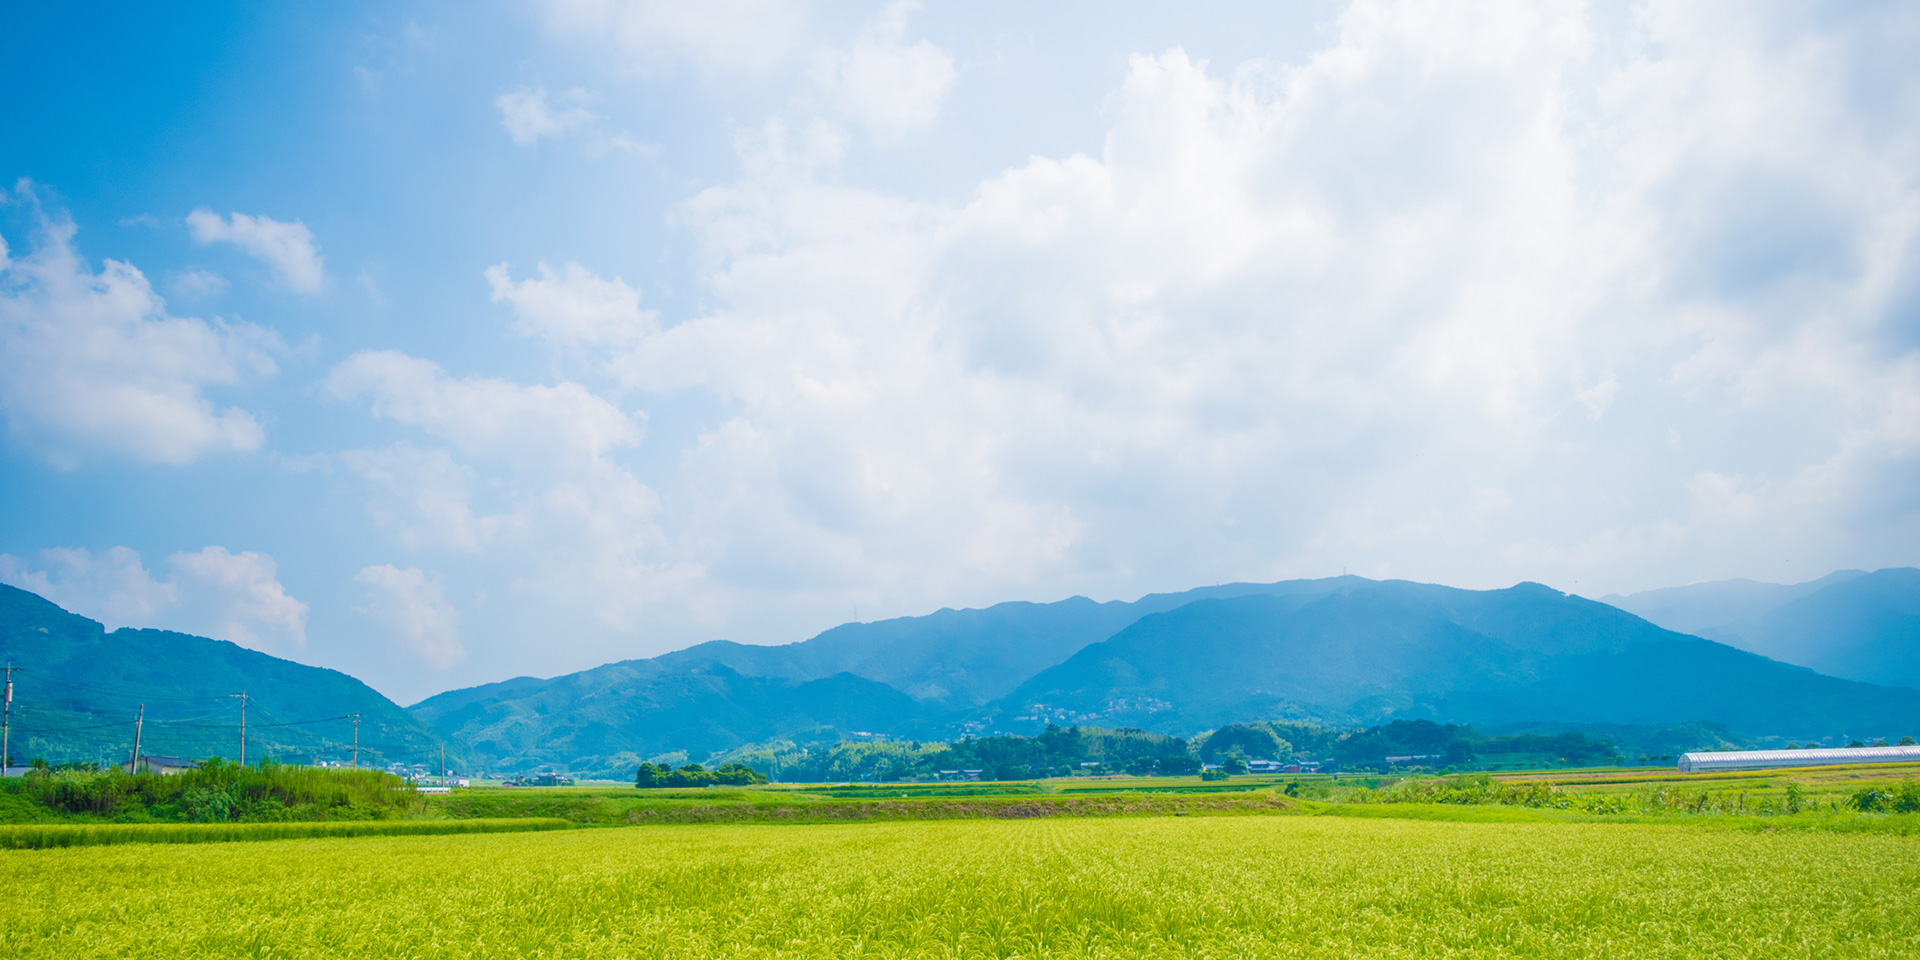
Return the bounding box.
[5,815,1917,958]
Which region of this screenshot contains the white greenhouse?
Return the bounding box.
[1677,744,1920,772]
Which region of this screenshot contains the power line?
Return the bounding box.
[6,668,231,702]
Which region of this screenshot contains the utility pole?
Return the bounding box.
[132,704,145,774]
[441,742,447,786]
[231,692,250,766]
[350,713,361,769]
[3,662,12,774]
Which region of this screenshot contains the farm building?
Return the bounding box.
[1678,744,1920,772]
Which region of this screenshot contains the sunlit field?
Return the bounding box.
[7,814,1918,959]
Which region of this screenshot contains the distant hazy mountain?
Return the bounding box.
[0,585,448,768]
[410,578,1368,773]
[989,581,1920,739]
[1605,568,1920,689]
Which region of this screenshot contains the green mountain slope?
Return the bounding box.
[416,660,927,777]
[0,585,450,769]
[1606,568,1920,689]
[989,581,1920,739]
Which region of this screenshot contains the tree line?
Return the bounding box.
[682,719,1639,784]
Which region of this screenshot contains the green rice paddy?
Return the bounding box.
[6,814,1917,959]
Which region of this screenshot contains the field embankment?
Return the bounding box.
[434,785,1300,825]
[6,816,1916,958]
[0,817,572,849]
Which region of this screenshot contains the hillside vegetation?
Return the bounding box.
[999,581,1920,735]
[0,585,450,768]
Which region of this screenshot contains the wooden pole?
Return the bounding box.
[350,713,360,769]
[231,692,250,766]
[132,704,145,774]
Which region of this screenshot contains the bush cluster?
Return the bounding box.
[1847,782,1920,813]
[634,762,768,789]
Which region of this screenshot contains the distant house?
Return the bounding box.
[121,755,198,776]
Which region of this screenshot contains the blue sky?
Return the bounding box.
[4,0,1918,703]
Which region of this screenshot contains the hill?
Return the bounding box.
[987,581,1920,739]
[1605,568,1920,689]
[0,585,451,770]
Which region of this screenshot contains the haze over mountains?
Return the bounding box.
[5,570,1918,777]
[1606,569,1920,690]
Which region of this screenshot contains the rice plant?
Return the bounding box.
[3,815,1916,958]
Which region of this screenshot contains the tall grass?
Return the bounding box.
[0,817,572,849]
[2,760,424,823]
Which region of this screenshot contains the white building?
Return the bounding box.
[1678,744,1920,772]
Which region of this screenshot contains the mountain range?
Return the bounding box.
[1605,568,1920,690]
[4,569,1917,777]
[410,572,1920,775]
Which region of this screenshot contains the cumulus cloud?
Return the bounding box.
[0,546,309,652]
[0,195,277,466]
[186,208,325,293]
[352,565,465,668]
[324,349,688,633]
[496,86,599,145]
[811,2,955,139]
[320,0,1920,683]
[588,0,1920,614]
[542,0,807,74]
[486,261,657,347]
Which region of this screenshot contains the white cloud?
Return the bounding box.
[166,267,229,301]
[486,261,657,347]
[542,0,808,75]
[0,546,175,625]
[495,86,599,145]
[338,444,501,553]
[0,196,277,467]
[352,565,465,668]
[585,0,1920,619]
[324,348,688,634]
[186,209,326,293]
[322,350,642,464]
[811,1,955,139]
[0,546,309,653]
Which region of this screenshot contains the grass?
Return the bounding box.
[0,817,573,849]
[4,815,1917,958]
